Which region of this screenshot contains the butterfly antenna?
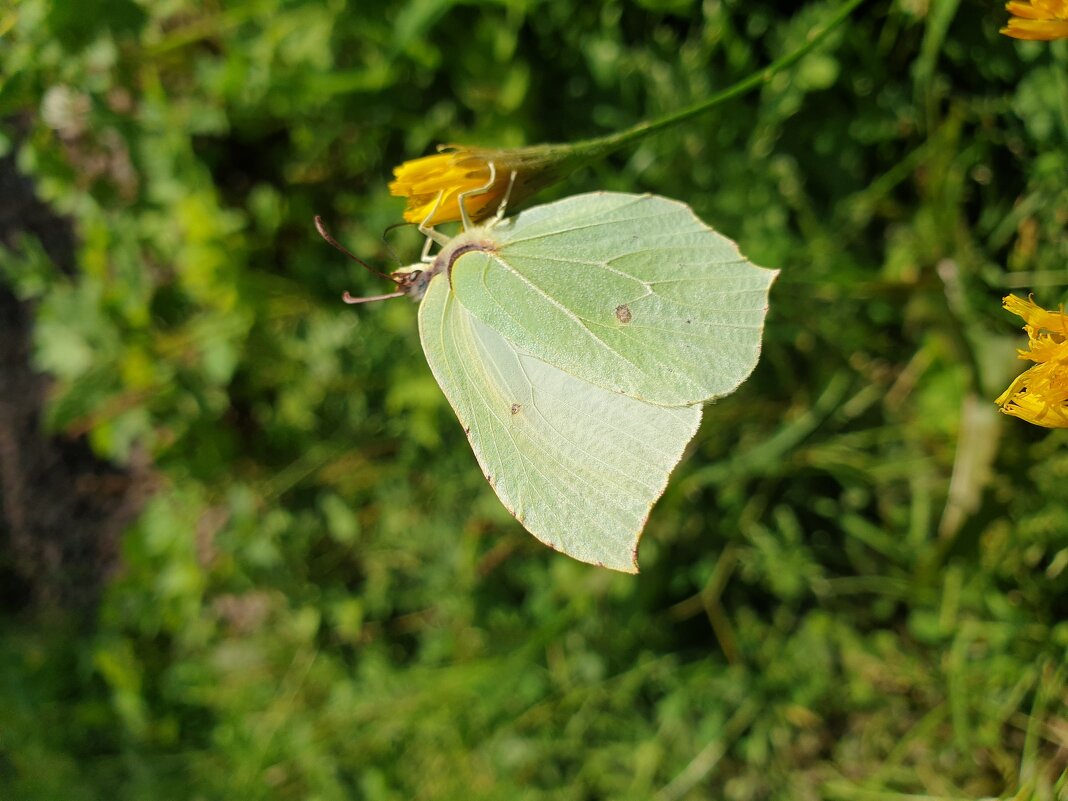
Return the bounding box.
[342,290,406,304]
[315,216,396,282]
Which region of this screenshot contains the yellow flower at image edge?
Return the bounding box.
[1001,0,1068,40]
[995,295,1068,428]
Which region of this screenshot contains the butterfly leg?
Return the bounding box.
[492,170,519,224]
[420,232,437,264]
[458,160,497,231]
[418,190,450,263]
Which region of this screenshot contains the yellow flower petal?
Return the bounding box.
[996,363,1068,427]
[1006,0,1050,18]
[1001,0,1068,39]
[1032,0,1068,15]
[995,294,1068,428]
[1002,294,1068,334]
[1001,17,1068,38]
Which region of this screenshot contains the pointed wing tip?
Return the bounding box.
[591,553,640,574]
[550,545,641,574]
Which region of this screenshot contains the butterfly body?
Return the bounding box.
[389,229,499,301]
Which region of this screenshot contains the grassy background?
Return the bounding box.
[1,0,1067,798]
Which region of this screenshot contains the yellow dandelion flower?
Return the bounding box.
[995,294,1068,428]
[1001,0,1068,40]
[389,147,497,226]
[388,142,607,226]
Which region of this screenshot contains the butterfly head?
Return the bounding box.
[316,215,435,305]
[389,265,432,301]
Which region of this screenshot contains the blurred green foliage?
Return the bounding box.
[1,0,1067,799]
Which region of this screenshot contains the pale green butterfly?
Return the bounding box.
[319,166,777,572]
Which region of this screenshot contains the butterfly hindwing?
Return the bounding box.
[417,272,702,572]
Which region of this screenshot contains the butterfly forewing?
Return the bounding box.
[418,272,702,572]
[448,192,778,408]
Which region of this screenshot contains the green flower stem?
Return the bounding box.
[397,0,869,222]
[572,0,869,156]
